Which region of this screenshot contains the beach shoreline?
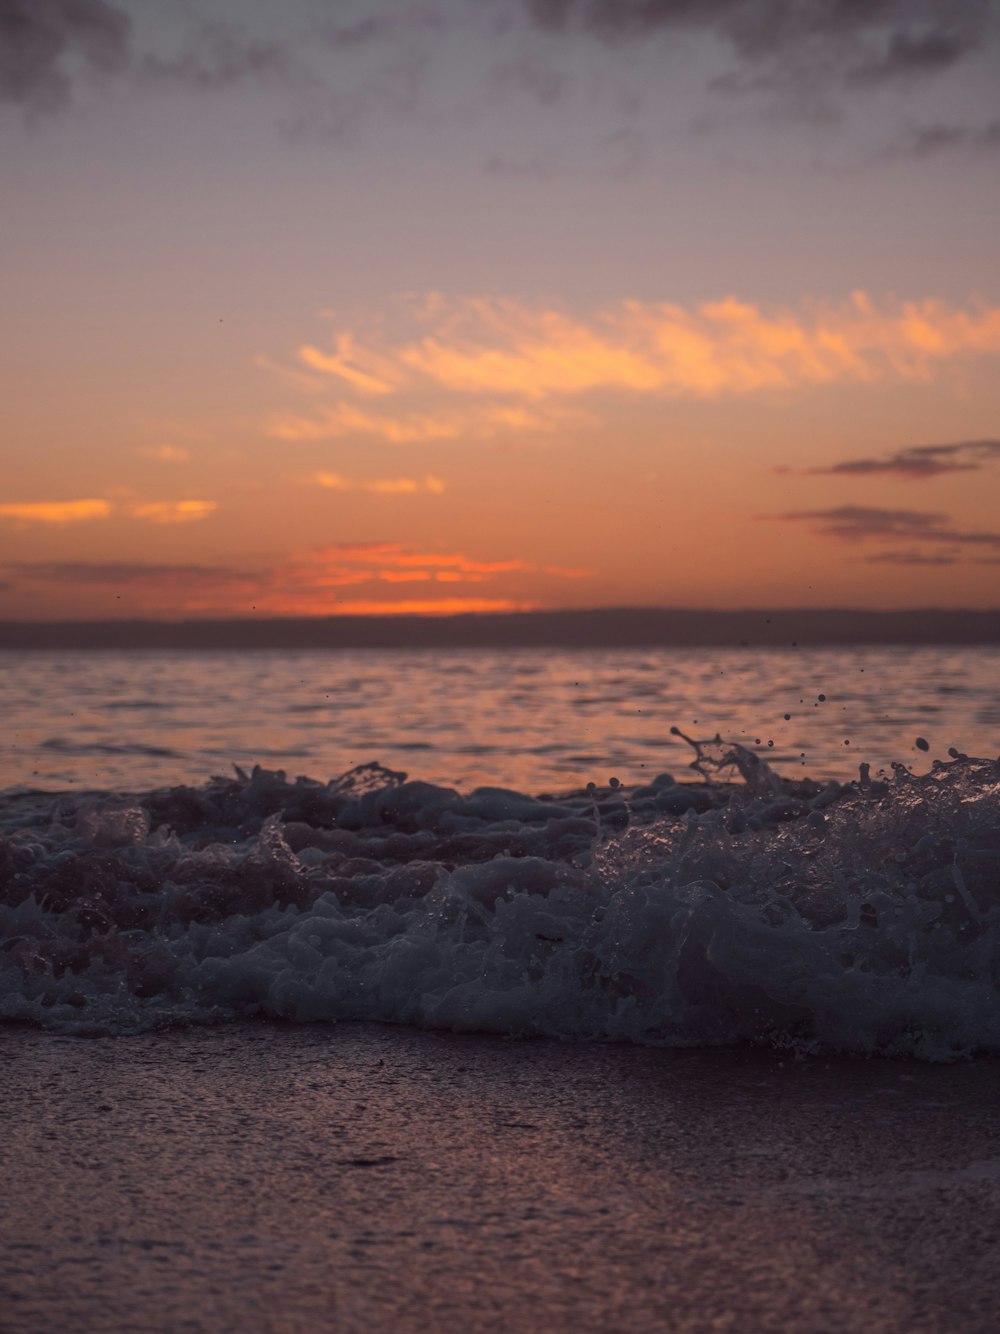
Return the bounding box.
[2,1021,999,1332]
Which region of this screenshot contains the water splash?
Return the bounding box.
[1,747,998,1059]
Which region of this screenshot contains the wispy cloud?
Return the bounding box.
[772,505,1000,557]
[890,119,1000,160]
[284,543,534,580]
[139,20,290,92]
[315,472,445,495]
[525,0,992,87]
[298,334,403,395]
[862,550,959,567]
[128,500,218,524]
[284,293,1000,411]
[806,439,1000,480]
[234,541,584,614]
[253,597,533,617]
[0,1,294,115]
[0,497,218,525]
[0,499,111,524]
[270,402,463,444]
[847,27,977,85]
[6,0,996,145]
[2,537,584,616]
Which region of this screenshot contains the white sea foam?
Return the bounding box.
[1,743,998,1059]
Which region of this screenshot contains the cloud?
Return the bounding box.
[0,0,130,111]
[269,402,463,444]
[848,27,975,84]
[523,0,998,129]
[268,597,534,617]
[808,439,1000,480]
[773,505,1000,552]
[862,550,958,566]
[891,119,1000,159]
[288,544,534,579]
[286,292,1000,408]
[315,472,446,494]
[4,538,588,617]
[0,498,111,523]
[174,539,580,615]
[0,497,218,525]
[298,335,403,395]
[139,21,289,92]
[1,1,297,119]
[523,0,991,83]
[129,500,217,524]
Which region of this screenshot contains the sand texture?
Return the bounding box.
[2,1023,999,1332]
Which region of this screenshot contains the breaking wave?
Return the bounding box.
[2,739,999,1059]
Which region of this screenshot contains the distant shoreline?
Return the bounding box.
[2,607,999,649]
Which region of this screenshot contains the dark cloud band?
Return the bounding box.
[808,440,1000,479]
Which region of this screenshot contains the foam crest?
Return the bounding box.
[1,747,998,1058]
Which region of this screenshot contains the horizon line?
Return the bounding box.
[2,606,999,649]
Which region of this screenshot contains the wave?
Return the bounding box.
[2,738,998,1059]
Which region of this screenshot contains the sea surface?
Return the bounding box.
[2,645,998,792]
[1,644,998,1058]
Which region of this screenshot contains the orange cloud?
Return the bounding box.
[286,292,1000,404]
[130,501,217,524]
[13,541,583,619]
[315,472,446,495]
[205,541,588,616]
[380,551,529,573]
[283,543,535,583]
[298,333,404,395]
[318,598,532,616]
[270,403,461,444]
[0,499,112,524]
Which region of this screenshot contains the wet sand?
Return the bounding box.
[1,1023,999,1332]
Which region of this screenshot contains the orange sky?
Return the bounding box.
[2,1,999,618]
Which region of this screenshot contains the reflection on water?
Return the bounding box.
[2,645,998,792]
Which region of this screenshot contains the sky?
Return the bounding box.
[2,0,1000,620]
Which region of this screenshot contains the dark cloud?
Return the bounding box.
[0,0,130,110]
[848,26,974,83]
[863,549,959,566]
[809,439,1000,480]
[893,119,1000,158]
[523,0,991,89]
[0,1,291,113]
[773,506,1000,550]
[6,561,249,584]
[526,0,742,39]
[141,23,290,92]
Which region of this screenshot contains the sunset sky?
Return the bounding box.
[3,0,1000,619]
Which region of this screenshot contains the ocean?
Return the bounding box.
[3,644,999,792]
[1,644,998,1057]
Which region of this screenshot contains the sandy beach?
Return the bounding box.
[2,1023,999,1332]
